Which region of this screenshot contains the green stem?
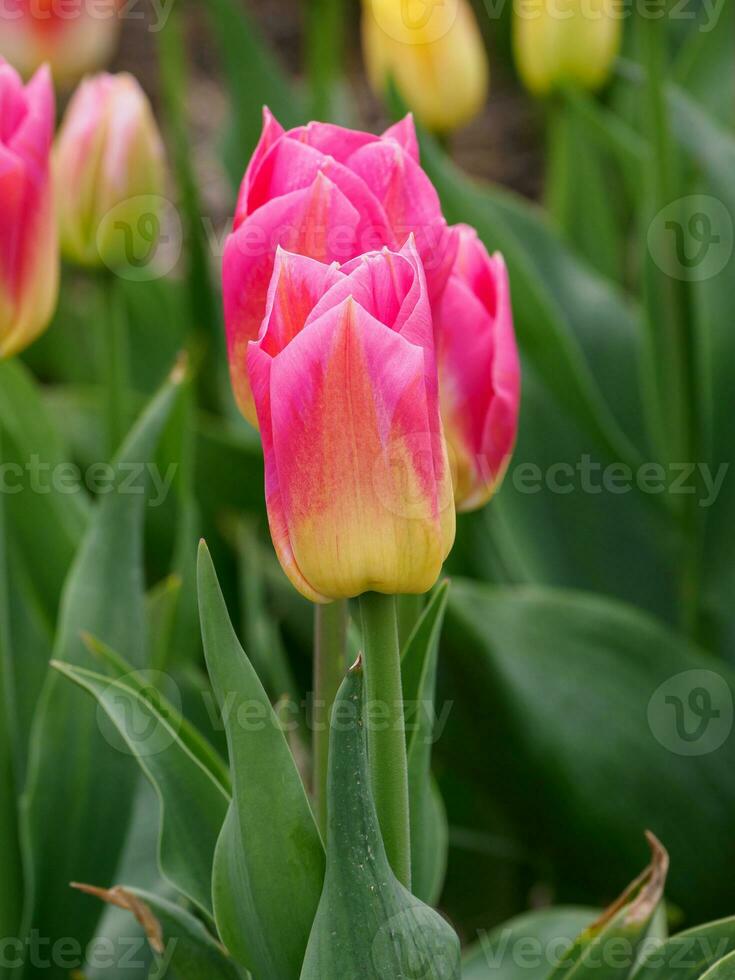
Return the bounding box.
[157,4,223,412]
[100,274,129,458]
[313,600,348,837]
[637,13,701,634]
[305,0,344,120]
[359,592,411,888]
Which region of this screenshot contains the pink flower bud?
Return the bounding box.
[247,238,455,601]
[223,110,457,424]
[54,72,166,271]
[434,225,520,510]
[0,58,58,359]
[0,0,121,87]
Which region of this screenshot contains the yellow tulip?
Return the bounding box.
[362,0,490,133]
[514,0,622,96]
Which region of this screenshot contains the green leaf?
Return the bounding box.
[72,884,245,980]
[546,833,668,980]
[663,87,735,650]
[81,632,230,792]
[701,951,735,980]
[462,907,599,980]
[444,581,735,920]
[401,582,451,905]
[633,917,735,980]
[301,663,461,980]
[0,359,88,617]
[52,659,229,915]
[20,365,184,973]
[0,431,22,975]
[419,136,648,476]
[197,541,324,978]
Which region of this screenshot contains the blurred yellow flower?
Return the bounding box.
[513,0,622,96]
[362,0,490,133]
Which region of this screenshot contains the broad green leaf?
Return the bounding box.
[82,633,230,792]
[663,87,735,652]
[237,519,299,703]
[0,359,88,616]
[73,884,244,980]
[462,907,599,980]
[5,542,54,782]
[546,833,668,980]
[197,542,324,979]
[633,917,735,980]
[444,581,735,920]
[21,366,184,973]
[52,660,229,915]
[0,432,22,975]
[546,98,623,283]
[301,664,461,980]
[673,0,734,123]
[701,950,735,980]
[401,582,451,905]
[419,136,648,475]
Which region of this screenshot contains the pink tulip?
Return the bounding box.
[54,72,166,271]
[434,225,520,511]
[0,0,121,86]
[0,58,58,359]
[224,110,457,423]
[247,238,456,602]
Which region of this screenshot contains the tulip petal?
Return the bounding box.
[260,248,344,356]
[346,140,458,298]
[382,115,420,162]
[245,137,394,254]
[234,107,285,228]
[289,121,377,164]
[224,172,363,422]
[250,298,454,599]
[435,241,520,510]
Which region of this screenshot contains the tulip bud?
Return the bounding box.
[247,239,456,602]
[54,72,166,271]
[0,59,58,359]
[434,226,520,511]
[361,0,489,133]
[224,110,457,425]
[513,0,622,96]
[0,0,121,86]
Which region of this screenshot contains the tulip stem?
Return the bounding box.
[101,274,129,459]
[359,592,411,889]
[313,600,349,837]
